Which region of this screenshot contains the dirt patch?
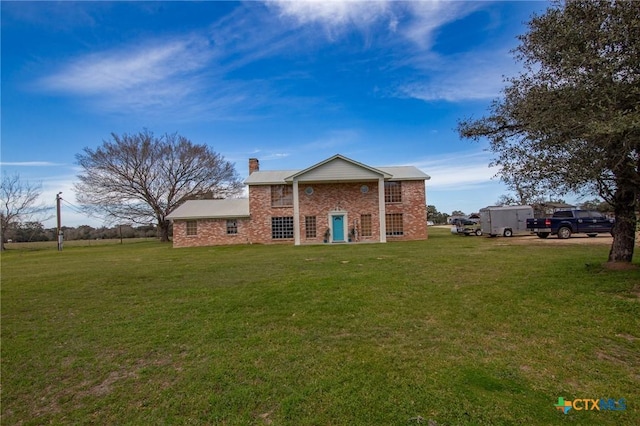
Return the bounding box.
[490,234,615,246]
[489,231,640,246]
[438,226,640,247]
[602,262,639,271]
[84,370,138,397]
[596,350,627,366]
[615,333,639,342]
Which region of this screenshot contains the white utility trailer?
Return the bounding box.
[479,205,534,237]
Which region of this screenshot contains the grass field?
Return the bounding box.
[2,229,638,425]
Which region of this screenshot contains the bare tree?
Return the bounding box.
[0,173,50,250]
[75,130,243,242]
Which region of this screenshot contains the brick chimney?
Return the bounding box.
[249,158,259,175]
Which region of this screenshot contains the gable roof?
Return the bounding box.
[244,154,430,185]
[167,199,250,220]
[285,154,391,183]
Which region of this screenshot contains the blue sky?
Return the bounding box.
[1,1,551,228]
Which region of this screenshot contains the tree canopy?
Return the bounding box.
[0,173,50,251]
[75,130,243,242]
[427,205,450,224]
[458,0,639,263]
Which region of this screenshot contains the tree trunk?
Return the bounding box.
[608,183,637,263]
[158,219,171,243]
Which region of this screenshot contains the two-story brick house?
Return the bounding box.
[167,154,430,247]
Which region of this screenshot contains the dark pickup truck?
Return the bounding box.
[526,210,614,239]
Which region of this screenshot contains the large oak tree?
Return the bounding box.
[75,130,243,242]
[458,0,639,264]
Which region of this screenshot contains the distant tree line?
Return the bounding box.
[427,205,450,224]
[3,222,159,243]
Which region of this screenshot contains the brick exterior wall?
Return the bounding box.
[172,179,427,247]
[172,218,251,248]
[248,185,295,244]
[298,182,381,243]
[384,180,427,241]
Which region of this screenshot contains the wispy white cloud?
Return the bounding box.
[35,4,308,119]
[34,1,511,118]
[266,0,510,103]
[42,37,211,95]
[2,1,99,30]
[401,1,483,50]
[303,129,360,150]
[248,152,290,161]
[39,35,218,115]
[410,150,500,189]
[1,161,65,167]
[269,0,392,37]
[267,0,478,50]
[264,153,290,161]
[397,50,519,102]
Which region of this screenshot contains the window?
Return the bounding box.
[360,214,372,237]
[272,216,294,239]
[553,211,573,218]
[186,220,197,236]
[384,181,402,203]
[271,185,293,207]
[226,220,238,235]
[385,213,403,236]
[305,216,317,238]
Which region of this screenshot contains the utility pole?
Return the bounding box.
[56,192,63,251]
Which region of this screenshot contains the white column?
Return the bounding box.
[293,179,300,245]
[378,177,386,243]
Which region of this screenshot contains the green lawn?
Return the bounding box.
[2,229,638,425]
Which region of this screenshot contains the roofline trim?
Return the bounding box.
[168,214,251,221]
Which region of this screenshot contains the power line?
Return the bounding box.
[59,198,157,229]
[60,198,110,223]
[60,199,82,214]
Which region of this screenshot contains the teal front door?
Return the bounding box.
[332,215,344,241]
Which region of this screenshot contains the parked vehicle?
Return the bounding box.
[451,218,482,236]
[525,210,614,239]
[479,205,534,237]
